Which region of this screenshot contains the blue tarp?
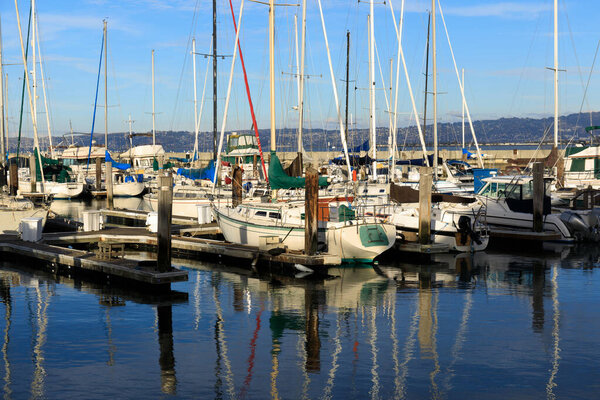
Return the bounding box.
[176,160,216,182]
[105,151,131,171]
[350,139,370,153]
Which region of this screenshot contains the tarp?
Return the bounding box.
[331,154,373,166]
[105,151,131,171]
[269,152,328,190]
[395,154,442,166]
[176,160,216,182]
[350,139,369,153]
[34,148,72,183]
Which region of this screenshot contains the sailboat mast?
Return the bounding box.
[32,0,37,149]
[192,38,198,159]
[0,15,4,165]
[269,0,276,152]
[369,1,377,178]
[423,12,430,140]
[553,0,558,148]
[151,49,156,147]
[213,0,218,160]
[104,20,107,149]
[298,0,307,154]
[432,0,438,180]
[461,68,465,149]
[344,30,350,144]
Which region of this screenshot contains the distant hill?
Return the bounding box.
[7,111,599,154]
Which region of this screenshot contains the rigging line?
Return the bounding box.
[573,40,600,142]
[85,30,105,172]
[169,0,202,131]
[15,3,32,162]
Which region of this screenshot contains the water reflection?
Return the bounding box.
[1,243,600,398]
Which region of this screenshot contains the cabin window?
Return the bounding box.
[570,158,585,172]
[269,212,281,219]
[522,182,534,200]
[255,211,267,217]
[504,184,521,200]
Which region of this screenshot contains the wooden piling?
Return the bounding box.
[157,174,173,273]
[9,161,18,196]
[29,154,37,192]
[418,166,432,245]
[96,157,102,191]
[252,154,258,178]
[232,165,243,208]
[305,166,318,255]
[533,162,544,233]
[106,161,113,210]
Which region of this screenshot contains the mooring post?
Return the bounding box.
[29,153,37,192]
[232,165,243,208]
[95,157,102,191]
[252,154,258,178]
[305,166,318,255]
[106,161,113,209]
[533,162,544,233]
[157,174,173,273]
[418,166,432,245]
[9,161,18,196]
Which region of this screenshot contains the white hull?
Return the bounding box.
[113,181,145,197]
[214,204,396,263]
[0,207,48,234]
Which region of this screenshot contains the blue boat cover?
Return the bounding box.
[176,160,216,182]
[105,151,131,171]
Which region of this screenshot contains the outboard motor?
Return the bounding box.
[457,215,482,246]
[560,211,590,241]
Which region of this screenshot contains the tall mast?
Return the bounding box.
[36,16,54,158]
[192,38,198,159]
[213,0,218,160]
[104,20,107,149]
[151,49,156,147]
[32,0,37,150]
[298,0,307,155]
[69,119,74,145]
[127,114,134,149]
[269,0,276,152]
[432,0,438,180]
[461,68,465,149]
[0,15,4,165]
[553,0,558,148]
[423,12,430,140]
[344,30,350,144]
[369,1,377,178]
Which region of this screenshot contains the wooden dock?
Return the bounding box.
[101,208,221,235]
[0,233,188,285]
[42,227,342,267]
[489,229,562,242]
[395,241,450,254]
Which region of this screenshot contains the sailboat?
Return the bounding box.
[212,0,396,263]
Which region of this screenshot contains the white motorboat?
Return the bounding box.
[213,202,396,263]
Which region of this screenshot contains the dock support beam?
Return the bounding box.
[533,162,544,232]
[9,161,17,196]
[106,161,113,209]
[29,154,37,192]
[418,166,432,244]
[157,174,173,273]
[96,157,102,191]
[232,165,243,208]
[305,166,318,255]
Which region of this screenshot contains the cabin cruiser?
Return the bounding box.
[213,201,396,263]
[475,175,598,242]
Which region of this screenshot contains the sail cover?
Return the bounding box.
[268,152,328,190]
[176,160,216,182]
[105,151,131,171]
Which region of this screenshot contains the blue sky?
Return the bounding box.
[1,0,599,146]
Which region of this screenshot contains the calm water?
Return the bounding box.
[1,241,600,399]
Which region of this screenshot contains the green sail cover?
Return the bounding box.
[34,148,72,183]
[268,151,328,190]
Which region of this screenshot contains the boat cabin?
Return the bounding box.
[477,175,551,200]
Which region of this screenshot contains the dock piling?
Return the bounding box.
[533,162,544,232]
[305,166,318,255]
[418,166,432,244]
[29,154,37,192]
[106,161,113,210]
[232,165,242,208]
[96,157,102,191]
[9,161,18,196]
[157,174,173,273]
